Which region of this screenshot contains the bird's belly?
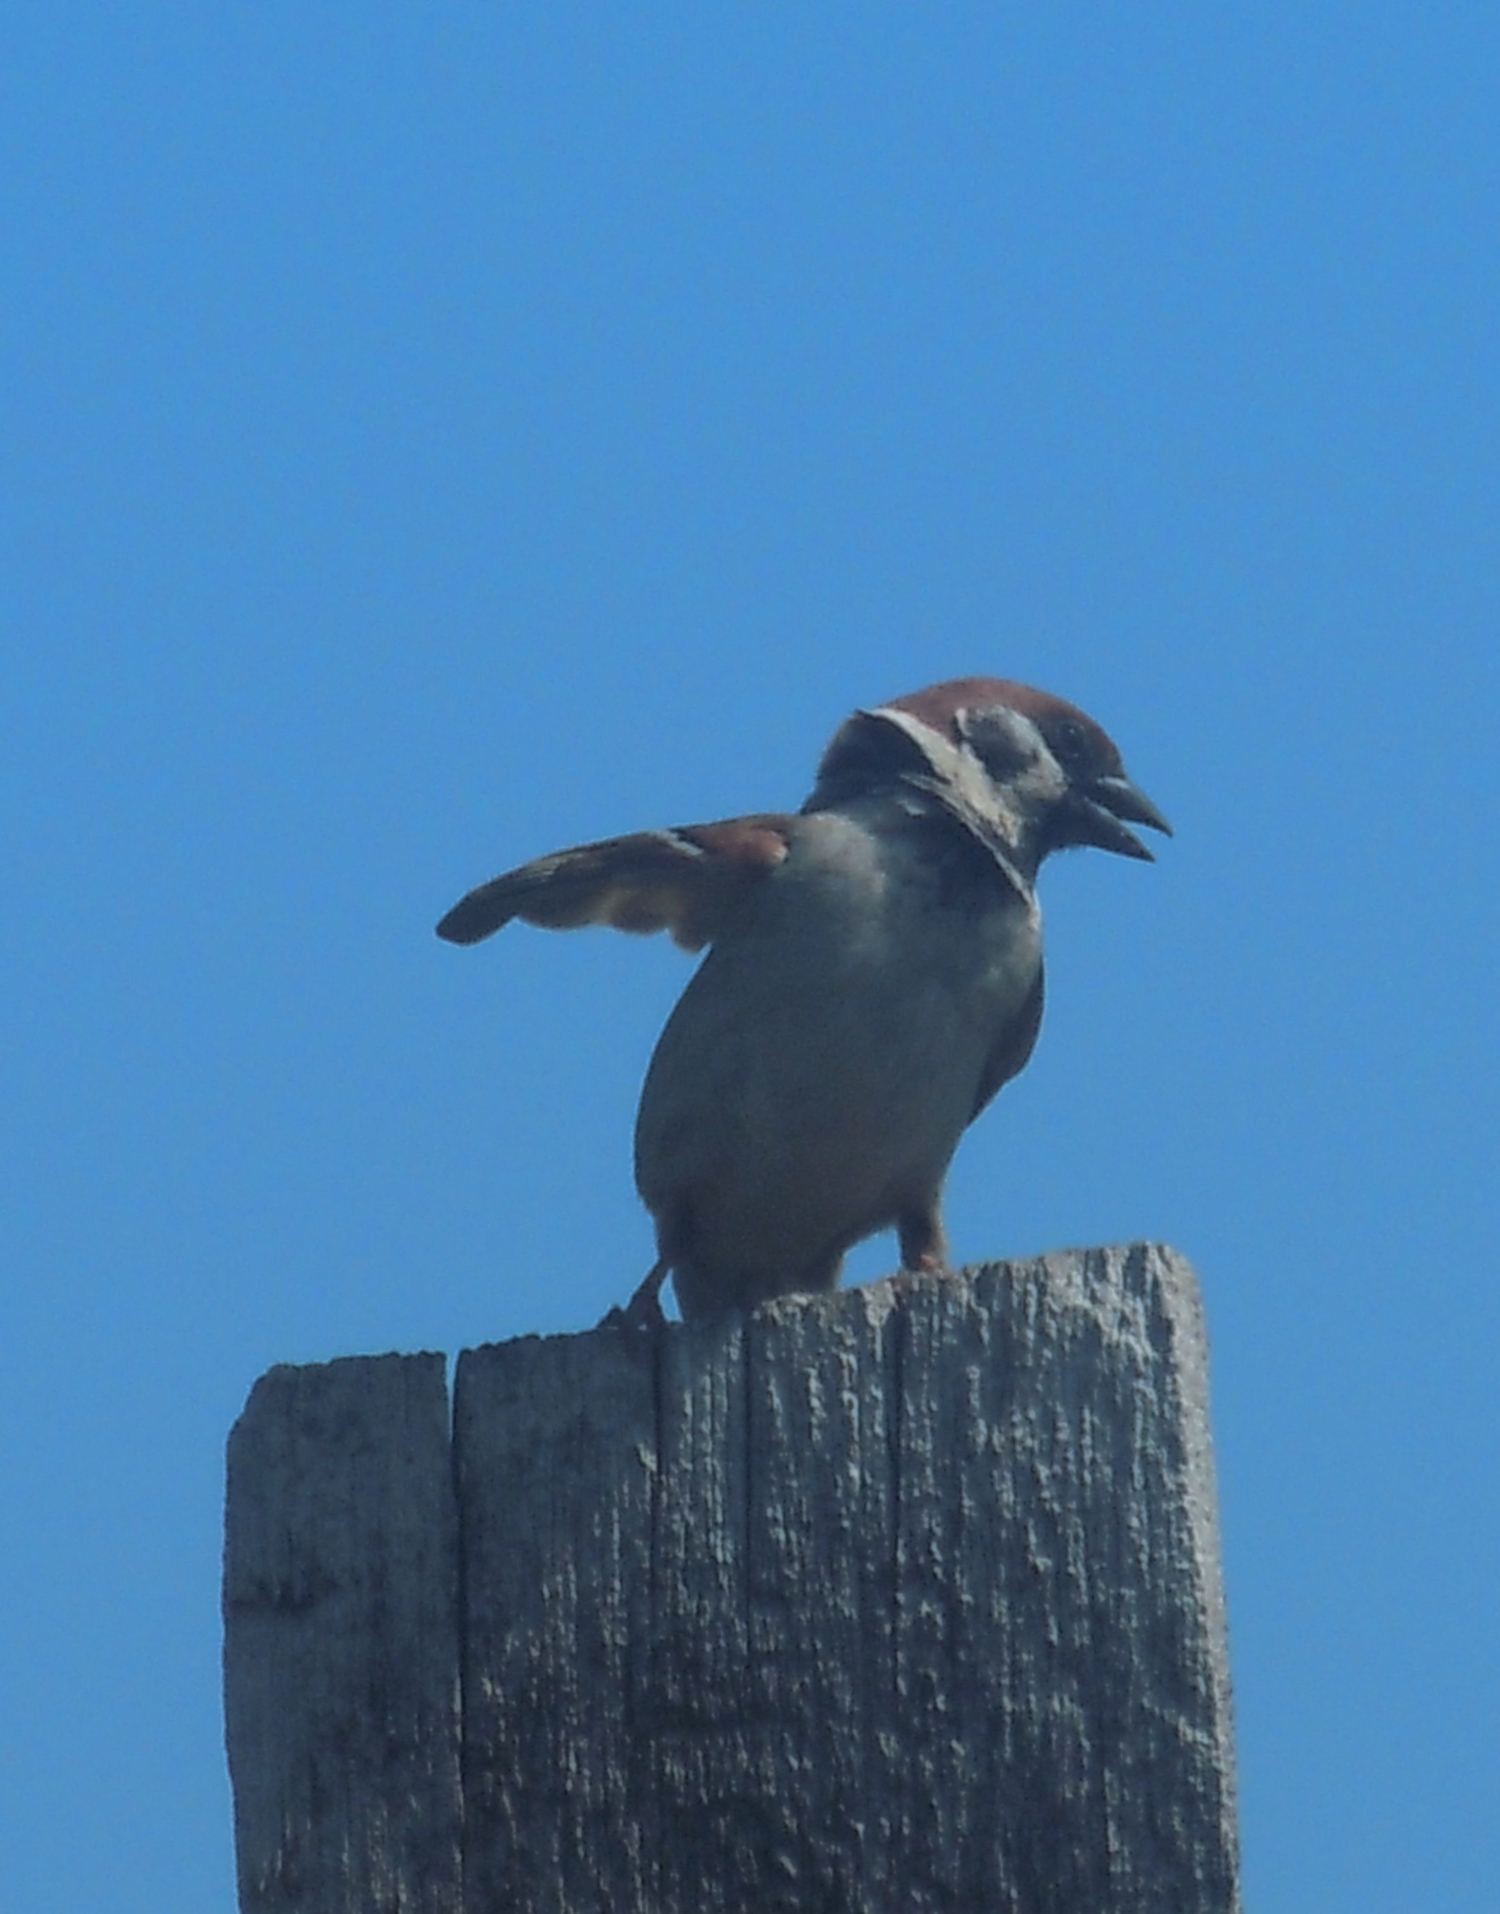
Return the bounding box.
[634,892,1039,1277]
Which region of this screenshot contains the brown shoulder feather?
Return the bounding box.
[436,815,795,953]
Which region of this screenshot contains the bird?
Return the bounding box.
[436,677,1169,1329]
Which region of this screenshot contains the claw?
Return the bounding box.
[598,1257,670,1333]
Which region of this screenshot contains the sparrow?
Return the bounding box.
[437,678,1169,1329]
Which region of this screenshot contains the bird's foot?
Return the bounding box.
[896,1208,949,1282]
[889,1247,953,1297]
[598,1258,670,1333]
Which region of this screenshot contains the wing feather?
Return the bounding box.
[436,816,794,952]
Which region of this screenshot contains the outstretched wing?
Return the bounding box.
[435,815,796,953]
[968,961,1045,1124]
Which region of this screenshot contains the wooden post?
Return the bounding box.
[224,1246,1240,1914]
[222,1352,461,1914]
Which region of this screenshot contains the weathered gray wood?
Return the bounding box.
[453,1324,662,1911]
[223,1352,460,1914]
[454,1245,1239,1914]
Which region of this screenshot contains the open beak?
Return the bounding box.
[1076,775,1174,862]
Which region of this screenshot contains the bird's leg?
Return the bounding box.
[599,1256,670,1332]
[897,1207,949,1276]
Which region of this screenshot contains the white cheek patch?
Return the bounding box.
[954,704,1038,782]
[864,704,1038,897]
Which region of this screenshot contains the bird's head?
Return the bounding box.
[807,676,1171,886]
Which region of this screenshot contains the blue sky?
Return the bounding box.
[2,6,1496,1908]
